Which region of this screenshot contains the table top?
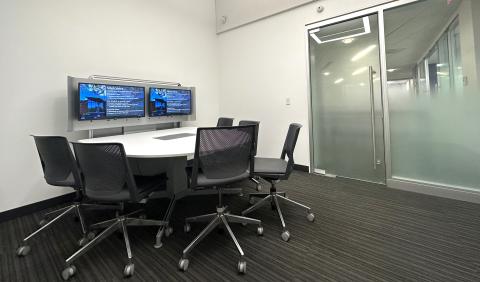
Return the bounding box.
[79,127,197,158]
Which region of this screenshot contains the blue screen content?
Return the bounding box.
[149,88,191,117]
[78,83,145,121]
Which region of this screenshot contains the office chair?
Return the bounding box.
[239,120,262,191]
[62,142,168,280]
[242,124,314,242]
[216,117,234,127]
[178,125,263,274]
[16,136,100,257]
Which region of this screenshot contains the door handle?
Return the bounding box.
[369,66,377,170]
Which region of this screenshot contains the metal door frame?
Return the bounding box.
[305,0,419,182]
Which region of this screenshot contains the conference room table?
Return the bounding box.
[80,126,197,195]
[78,126,242,247]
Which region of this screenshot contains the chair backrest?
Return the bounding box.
[32,136,82,189]
[238,120,260,155]
[190,125,255,188]
[280,123,302,177]
[71,142,138,202]
[216,117,234,127]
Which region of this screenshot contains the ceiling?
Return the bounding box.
[309,0,462,81]
[384,0,461,80]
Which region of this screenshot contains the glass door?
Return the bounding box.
[308,14,386,184]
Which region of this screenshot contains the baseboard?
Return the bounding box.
[0,192,76,223]
[293,164,309,172]
[387,178,480,204]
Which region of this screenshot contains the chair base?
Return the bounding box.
[154,195,176,248]
[249,177,262,191]
[16,202,119,257]
[61,210,167,280]
[179,206,263,274]
[243,183,314,242]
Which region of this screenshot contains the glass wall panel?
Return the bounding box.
[385,0,480,190]
[309,14,385,184]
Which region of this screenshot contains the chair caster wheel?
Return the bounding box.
[257,226,264,236]
[38,219,48,226]
[16,245,31,257]
[178,258,189,271]
[248,197,255,205]
[61,265,76,281]
[165,226,173,237]
[237,260,247,274]
[123,263,135,277]
[307,212,315,222]
[78,237,89,247]
[87,231,96,240]
[184,223,191,233]
[256,184,262,191]
[281,230,290,242]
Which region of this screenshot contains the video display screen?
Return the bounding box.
[78,83,145,121]
[149,88,192,117]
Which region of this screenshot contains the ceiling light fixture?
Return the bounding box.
[334,78,344,84]
[387,68,397,72]
[352,67,368,76]
[309,16,371,45]
[323,72,331,76]
[342,38,355,44]
[351,45,376,62]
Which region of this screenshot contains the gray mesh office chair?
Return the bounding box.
[62,142,168,280]
[178,125,263,274]
[239,120,262,191]
[16,136,103,257]
[216,117,234,126]
[242,124,315,242]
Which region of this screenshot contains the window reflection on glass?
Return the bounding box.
[448,19,464,92]
[385,0,480,190]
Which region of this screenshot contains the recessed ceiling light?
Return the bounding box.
[323,72,330,76]
[352,67,368,76]
[334,78,344,84]
[387,68,397,72]
[342,38,355,44]
[359,82,365,86]
[351,45,376,61]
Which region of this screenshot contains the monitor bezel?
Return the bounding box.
[148,87,192,117]
[77,82,146,121]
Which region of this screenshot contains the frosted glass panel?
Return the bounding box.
[309,14,385,184]
[385,0,480,190]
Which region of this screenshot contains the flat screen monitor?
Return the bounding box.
[149,87,192,117]
[78,83,145,121]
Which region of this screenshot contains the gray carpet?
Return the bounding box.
[2,171,480,281]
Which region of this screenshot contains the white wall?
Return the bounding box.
[218,0,391,167]
[215,0,314,33]
[0,0,219,213]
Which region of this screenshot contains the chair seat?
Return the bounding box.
[254,157,288,179]
[186,166,249,188]
[86,174,166,202]
[46,173,76,187]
